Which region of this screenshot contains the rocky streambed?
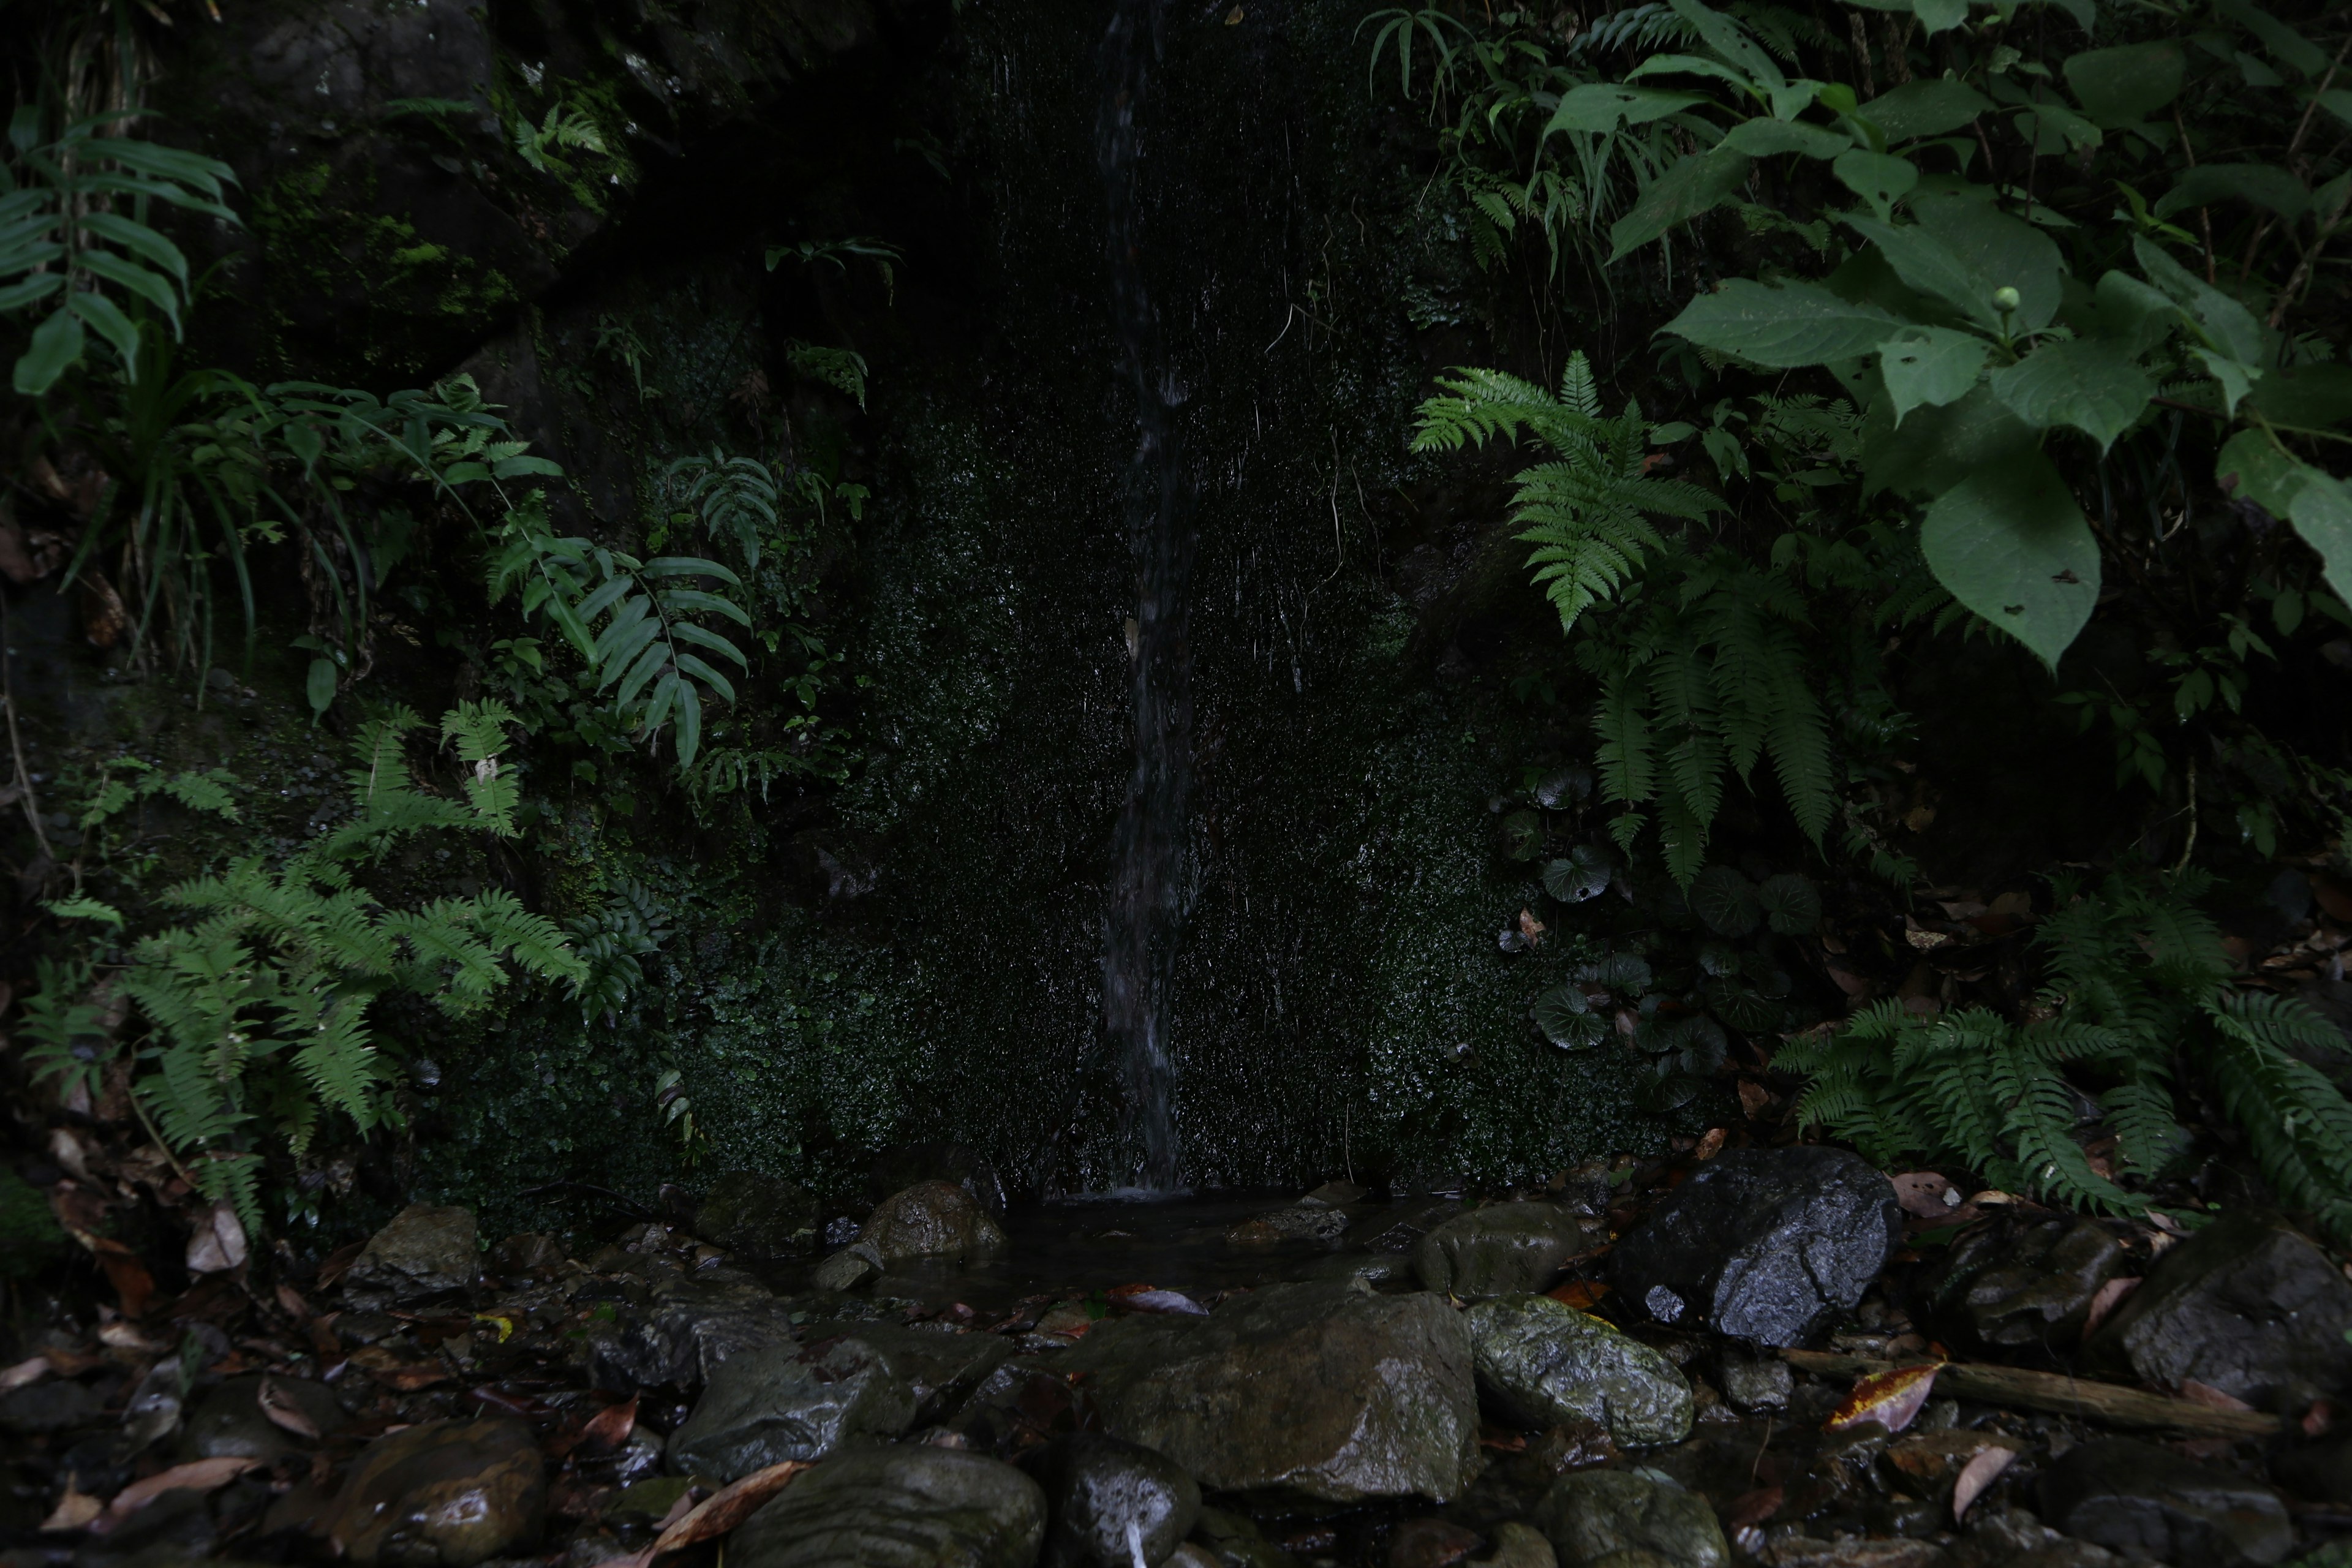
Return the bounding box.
[6,1148,2351,1568]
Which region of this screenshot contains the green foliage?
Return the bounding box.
[1779,875,2352,1238]
[764,236,903,299]
[510,104,607,175]
[1,107,238,395]
[786,340,870,409]
[566,878,670,1022]
[23,707,587,1231]
[0,1167,67,1278]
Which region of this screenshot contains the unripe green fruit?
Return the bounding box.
[1992,285,2022,312]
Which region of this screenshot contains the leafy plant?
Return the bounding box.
[23,705,587,1227]
[511,104,606,175]
[786,340,869,409]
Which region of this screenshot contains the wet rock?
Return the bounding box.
[1949,1507,2124,1568]
[606,1475,693,1525]
[1473,1522,1556,1568]
[2038,1437,2293,1567]
[1414,1203,1600,1298]
[861,1180,1010,1264]
[949,1358,1098,1453]
[1533,1468,1727,1568]
[729,1446,1046,1568]
[1303,1180,1369,1207]
[695,1171,821,1258]
[581,1268,801,1393]
[810,1244,883,1291]
[872,1142,1011,1218]
[1226,1205,1351,1246]
[2272,1431,2352,1502]
[1880,1429,2026,1488]
[1387,1518,1482,1568]
[666,1338,918,1481]
[1924,1215,2125,1353]
[1,1377,102,1434]
[1464,1295,1692,1446]
[1716,1346,1791,1412]
[488,1234,565,1276]
[1190,1506,1295,1568]
[343,1204,481,1310]
[1310,1251,1417,1288]
[78,1485,216,1568]
[182,1375,345,1460]
[799,1321,1016,1424]
[1611,1148,1900,1347]
[1347,1198,1463,1254]
[326,1417,545,1567]
[1023,1433,1200,1568]
[1058,1281,1477,1502]
[2086,1210,2352,1411]
[1765,1539,1950,1567]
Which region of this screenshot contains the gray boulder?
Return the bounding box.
[1057,1281,1477,1502]
[799,1322,1015,1424]
[1346,1198,1464,1254]
[1533,1468,1727,1568]
[861,1180,1010,1264]
[1414,1203,1599,1298]
[1464,1296,1691,1446]
[2086,1211,2352,1411]
[1022,1433,1200,1568]
[581,1267,801,1393]
[667,1339,917,1481]
[1924,1214,2126,1352]
[731,1446,1047,1568]
[1610,1147,1899,1346]
[695,1171,821,1258]
[2040,1438,2292,1567]
[343,1204,480,1309]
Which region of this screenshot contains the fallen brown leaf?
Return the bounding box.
[1546,1280,1611,1310]
[1693,1128,1726,1161]
[1826,1363,1939,1434]
[94,1458,259,1531]
[347,1346,449,1391]
[1,1356,48,1394]
[1724,1485,1782,1531]
[314,1242,365,1289]
[1888,1172,1962,1220]
[258,1376,322,1439]
[274,1284,314,1324]
[40,1486,102,1533]
[648,1461,809,1558]
[576,1394,638,1457]
[1950,1445,2014,1521]
[2081,1276,2139,1338]
[1736,1080,1776,1119]
[2179,1379,2255,1413]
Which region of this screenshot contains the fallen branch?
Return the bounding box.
[1782,1349,2280,1439]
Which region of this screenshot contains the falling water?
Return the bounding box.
[1098,0,1194,1191]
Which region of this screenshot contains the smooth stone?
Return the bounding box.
[1303,1180,1369,1207]
[861,1181,1009,1264]
[1924,1215,2125,1352]
[2038,1436,2293,1567]
[488,1233,565,1276]
[1023,1433,1200,1568]
[343,1204,481,1310]
[1766,1540,1950,1567]
[667,1338,919,1481]
[605,1476,693,1525]
[1347,1198,1463,1254]
[1,1378,103,1434]
[2086,1210,2352,1411]
[1474,1523,1556,1568]
[1950,1506,2124,1568]
[812,1244,884,1292]
[1464,1295,1692,1446]
[1226,1205,1350,1247]
[581,1267,801,1393]
[327,1417,545,1568]
[695,1171,821,1258]
[1309,1252,1416,1288]
[797,1322,1015,1424]
[1610,1147,1900,1347]
[1058,1281,1478,1502]
[1534,1468,1727,1568]
[729,1446,1046,1568]
[872,1143,1011,1218]
[1716,1346,1791,1412]
[1414,1203,1599,1298]
[947,1358,1095,1452]
[182,1375,345,1460]
[1189,1506,1294,1568]
[1387,1518,1482,1568]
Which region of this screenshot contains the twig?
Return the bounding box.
[1783,1348,2280,1437]
[2267,177,2352,332]
[2174,755,2198,873]
[2173,104,2217,285]
[0,592,55,865]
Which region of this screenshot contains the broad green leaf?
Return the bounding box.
[674,677,703,767]
[1663,279,1903,367]
[1626,55,1764,95]
[1845,213,1999,326]
[47,896,126,926]
[1722,118,1850,159]
[2192,348,2261,415]
[2154,164,2310,224]
[2133,237,2264,364]
[2087,270,2180,355]
[2015,101,2103,157]
[2214,428,2306,519]
[2286,472,2352,608]
[1865,383,2038,499]
[76,211,190,283]
[77,250,183,332]
[2243,364,2352,430]
[490,453,564,480]
[1608,149,1753,260]
[2065,42,2187,125]
[13,305,83,394]
[1912,0,1969,34]
[1880,328,1989,423]
[1668,0,1784,89]
[1858,78,1996,140]
[1834,150,1918,220]
[1546,85,1703,134]
[1988,336,2155,452]
[671,620,750,666]
[1919,452,2100,669]
[673,653,737,705]
[306,658,337,717]
[641,555,744,584]
[1757,872,1823,935]
[1918,195,2064,329]
[2233,6,2327,80]
[0,273,63,314]
[1691,865,1762,936]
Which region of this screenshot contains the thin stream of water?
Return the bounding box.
[1098,0,1196,1191]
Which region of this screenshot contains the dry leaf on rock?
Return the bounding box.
[1827,1363,1939,1434]
[94,1458,259,1531]
[1888,1172,1962,1219]
[40,1487,102,1533]
[260,1376,322,1439]
[1,1356,48,1394]
[1950,1445,2014,1521]
[2081,1276,2139,1338]
[2179,1379,2255,1412]
[1546,1280,1610,1309]
[186,1201,249,1275]
[648,1460,808,1558]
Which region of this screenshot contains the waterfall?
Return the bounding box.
[1098,0,1194,1191]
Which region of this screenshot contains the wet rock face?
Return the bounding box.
[2039,1437,2293,1567]
[1057,1281,1479,1502]
[1415,1204,1600,1299]
[182,1374,346,1461]
[861,1180,1012,1264]
[344,1204,480,1310]
[695,1171,821,1258]
[1532,1468,1728,1568]
[327,1417,545,1568]
[1464,1295,1692,1447]
[666,1339,919,1481]
[581,1268,802,1393]
[729,1446,1047,1568]
[1610,1148,1900,1347]
[1226,1205,1351,1246]
[1924,1215,2126,1353]
[872,1143,1011,1218]
[1348,1199,1464,1255]
[2086,1211,2352,1411]
[1022,1433,1200,1568]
